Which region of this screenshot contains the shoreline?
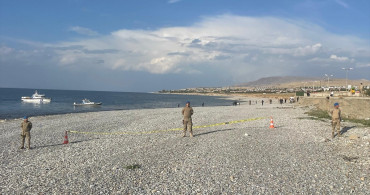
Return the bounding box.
[159,92,296,98]
[0,93,253,122]
[0,92,246,121]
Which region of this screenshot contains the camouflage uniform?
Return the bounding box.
[331,106,341,138]
[21,120,32,149]
[182,103,194,137]
[360,83,364,97]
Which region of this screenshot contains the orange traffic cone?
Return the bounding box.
[63,131,69,144]
[269,117,275,129]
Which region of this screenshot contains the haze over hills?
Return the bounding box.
[234,76,370,89]
[236,76,316,87]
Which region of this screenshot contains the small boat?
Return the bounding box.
[73,98,102,106]
[21,90,51,103]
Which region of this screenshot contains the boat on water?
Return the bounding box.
[73,98,102,106]
[21,90,51,103]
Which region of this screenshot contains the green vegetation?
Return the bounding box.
[304,109,331,120]
[365,89,370,96]
[345,118,370,127]
[304,109,370,127]
[296,91,304,96]
[124,164,141,170]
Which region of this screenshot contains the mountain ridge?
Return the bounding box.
[234,76,369,88]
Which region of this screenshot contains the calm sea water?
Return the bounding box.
[0,88,235,119]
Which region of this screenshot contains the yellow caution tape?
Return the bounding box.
[69,117,266,135]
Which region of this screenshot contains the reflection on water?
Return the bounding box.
[32,103,41,108]
[21,101,50,107]
[21,102,42,108]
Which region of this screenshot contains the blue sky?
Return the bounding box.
[0,0,369,92]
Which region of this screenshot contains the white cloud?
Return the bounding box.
[330,54,349,62]
[356,63,370,68]
[294,43,322,56]
[168,0,182,3]
[69,26,99,36]
[0,46,14,55]
[335,0,349,8]
[2,15,369,83]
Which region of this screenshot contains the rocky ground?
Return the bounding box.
[0,99,369,194]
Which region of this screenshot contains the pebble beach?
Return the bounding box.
[1,98,369,194]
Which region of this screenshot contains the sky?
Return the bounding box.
[0,0,369,92]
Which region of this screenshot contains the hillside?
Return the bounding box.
[235,76,369,89]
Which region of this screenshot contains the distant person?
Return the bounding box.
[182,101,194,137]
[202,102,204,107]
[330,91,334,97]
[296,97,299,102]
[20,116,32,149]
[261,100,264,106]
[284,98,287,103]
[360,83,364,97]
[249,100,251,105]
[177,104,180,108]
[269,99,272,104]
[330,103,341,138]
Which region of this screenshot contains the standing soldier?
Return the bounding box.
[330,103,341,138]
[182,101,194,137]
[20,116,32,149]
[360,83,364,97]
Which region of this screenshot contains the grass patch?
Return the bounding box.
[346,118,370,127]
[304,109,370,127]
[124,164,141,170]
[297,116,326,122]
[304,109,331,120]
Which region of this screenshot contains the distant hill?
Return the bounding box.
[236,76,317,87]
[235,76,369,88]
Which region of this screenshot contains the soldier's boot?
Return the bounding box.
[337,130,341,137]
[20,136,25,149]
[189,131,193,137]
[332,132,334,138]
[27,136,31,149]
[182,131,186,137]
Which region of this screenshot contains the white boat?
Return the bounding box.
[73,98,102,106]
[21,90,51,103]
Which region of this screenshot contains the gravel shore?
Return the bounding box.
[1,99,369,194]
